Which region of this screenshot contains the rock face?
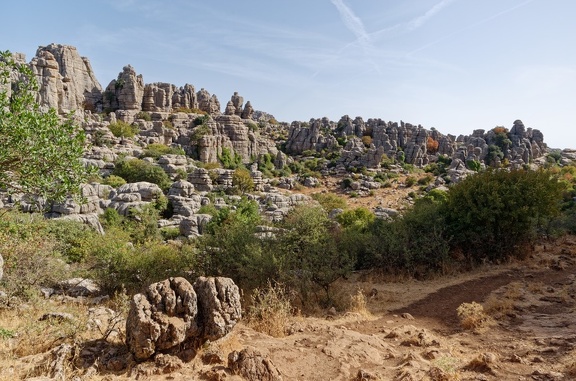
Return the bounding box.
[30,43,103,113]
[103,65,144,111]
[185,114,278,163]
[228,348,283,381]
[126,276,241,361]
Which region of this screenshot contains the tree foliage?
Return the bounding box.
[0,51,90,204]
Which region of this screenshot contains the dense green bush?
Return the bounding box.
[108,121,139,138]
[112,157,172,191]
[444,169,564,263]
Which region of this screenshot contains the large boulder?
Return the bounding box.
[126,276,241,362]
[193,277,242,341]
[103,65,144,111]
[126,277,199,361]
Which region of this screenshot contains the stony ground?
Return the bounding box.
[2,235,575,380]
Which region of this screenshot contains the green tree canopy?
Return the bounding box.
[0,51,90,205]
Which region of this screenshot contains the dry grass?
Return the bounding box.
[456,302,494,332]
[245,282,293,338]
[347,289,372,318]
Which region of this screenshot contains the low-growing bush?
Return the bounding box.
[108,120,139,138]
[143,143,185,159]
[112,157,171,191]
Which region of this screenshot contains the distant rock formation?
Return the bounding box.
[30,43,103,113]
[103,65,144,111]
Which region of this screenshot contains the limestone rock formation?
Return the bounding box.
[197,88,221,115]
[228,348,283,381]
[126,276,241,362]
[193,276,242,341]
[142,82,198,112]
[109,182,163,216]
[184,114,278,164]
[126,277,199,361]
[30,43,103,113]
[103,65,144,111]
[241,100,254,120]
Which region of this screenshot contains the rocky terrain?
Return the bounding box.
[1,237,575,380]
[4,43,574,234]
[2,43,576,380]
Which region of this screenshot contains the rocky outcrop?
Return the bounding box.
[142,83,198,112]
[109,182,163,216]
[103,65,144,111]
[125,276,241,361]
[187,114,278,163]
[285,118,339,154]
[197,88,221,115]
[30,44,103,113]
[228,348,283,381]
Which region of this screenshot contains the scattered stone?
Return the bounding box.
[154,353,183,374]
[401,313,415,320]
[56,278,101,297]
[228,348,283,381]
[39,312,75,322]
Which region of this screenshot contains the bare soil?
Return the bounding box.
[3,237,575,380]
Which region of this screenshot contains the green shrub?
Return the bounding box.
[136,111,152,121]
[232,168,255,194]
[143,143,185,159]
[112,157,171,191]
[444,169,564,263]
[219,148,243,169]
[311,193,348,211]
[108,121,139,138]
[103,174,126,188]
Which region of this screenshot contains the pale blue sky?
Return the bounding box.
[2,0,575,148]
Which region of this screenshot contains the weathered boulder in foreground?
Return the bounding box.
[125,276,241,361]
[126,277,199,361]
[194,276,242,341]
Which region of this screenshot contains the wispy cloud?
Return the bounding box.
[407,0,535,55]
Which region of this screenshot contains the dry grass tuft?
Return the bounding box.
[347,289,372,318]
[245,282,293,338]
[456,302,494,332]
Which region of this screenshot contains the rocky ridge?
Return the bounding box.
[4,43,572,235]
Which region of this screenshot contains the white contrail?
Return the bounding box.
[331,0,370,45]
[330,0,382,74]
[408,0,457,30]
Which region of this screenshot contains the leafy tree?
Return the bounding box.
[232,168,255,194]
[276,206,354,305]
[0,51,91,204]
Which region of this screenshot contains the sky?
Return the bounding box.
[1,0,575,149]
